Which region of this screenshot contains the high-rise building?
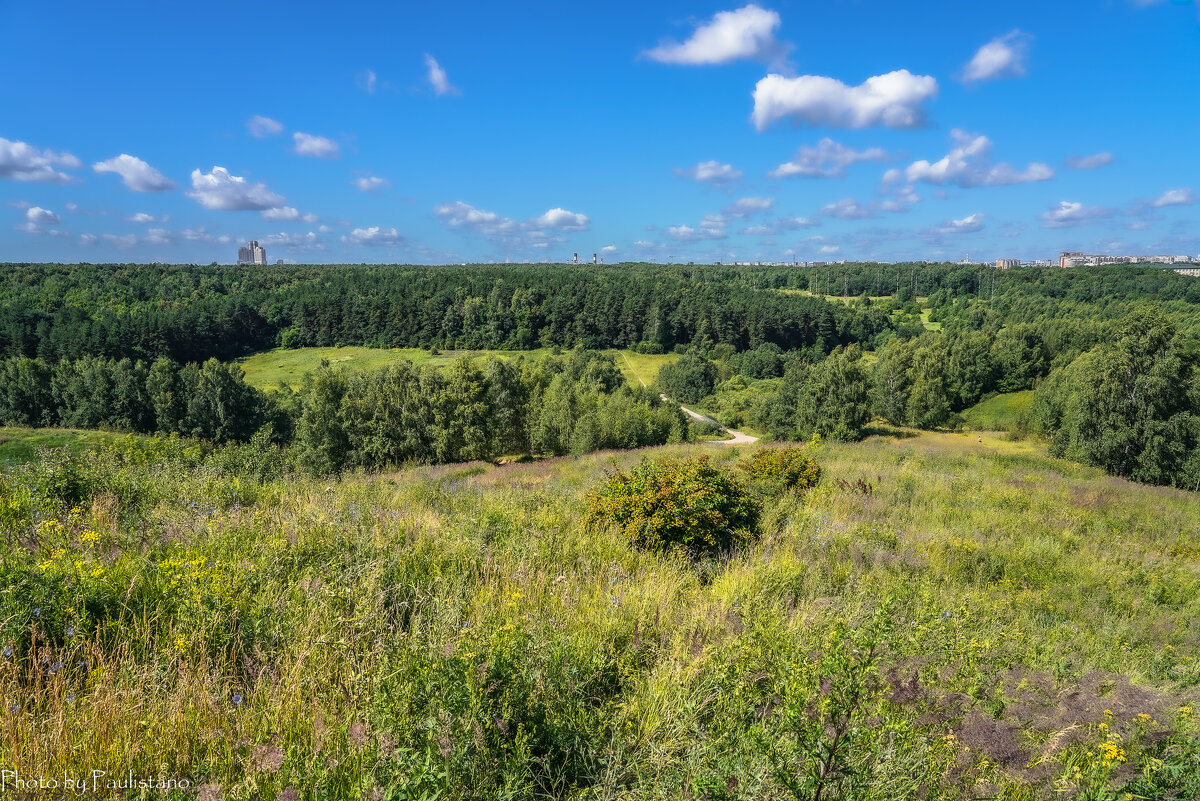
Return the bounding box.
[237,240,267,265]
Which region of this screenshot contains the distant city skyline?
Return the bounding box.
[3,0,1199,264]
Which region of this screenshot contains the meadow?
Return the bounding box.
[1,429,1197,799]
[237,348,681,392]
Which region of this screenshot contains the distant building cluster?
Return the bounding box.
[994,259,1055,269]
[1057,251,1197,269]
[237,240,267,265]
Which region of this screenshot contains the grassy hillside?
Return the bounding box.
[237,347,680,391]
[1,432,1197,798]
[0,427,159,464]
[963,390,1035,432]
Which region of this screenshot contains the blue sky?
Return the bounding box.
[2,0,1198,264]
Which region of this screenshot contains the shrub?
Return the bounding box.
[584,455,760,556]
[739,446,822,493]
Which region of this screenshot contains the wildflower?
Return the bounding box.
[2,647,11,658]
[32,607,41,618]
[8,703,17,713]
[65,693,76,702]
[65,626,75,637]
[48,661,62,674]
[231,693,244,706]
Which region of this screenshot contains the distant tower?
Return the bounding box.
[592,253,597,264]
[573,252,578,264]
[238,240,267,265]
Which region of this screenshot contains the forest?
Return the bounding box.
[1,260,1196,489]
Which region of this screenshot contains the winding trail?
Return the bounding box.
[662,394,760,446]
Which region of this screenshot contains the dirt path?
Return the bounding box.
[661,394,759,446]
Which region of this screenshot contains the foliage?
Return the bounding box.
[739,446,822,494]
[584,454,760,556]
[1035,310,1200,488]
[655,354,719,404]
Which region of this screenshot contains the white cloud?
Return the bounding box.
[263,231,325,250]
[644,5,786,65]
[125,212,167,223]
[358,69,377,94]
[353,176,391,192]
[64,202,78,213]
[534,208,590,231]
[931,213,985,234]
[434,201,589,247]
[25,207,60,225]
[260,206,319,223]
[667,224,727,241]
[675,160,743,185]
[741,216,818,235]
[0,137,81,183]
[187,166,287,211]
[820,245,840,254]
[1040,201,1114,228]
[725,196,774,216]
[1064,152,1113,170]
[424,54,459,96]
[962,30,1032,83]
[601,245,617,253]
[342,226,404,246]
[1153,188,1196,207]
[93,154,175,192]
[751,70,937,131]
[821,198,874,220]
[247,115,284,138]
[293,133,340,158]
[897,129,1053,188]
[769,138,888,178]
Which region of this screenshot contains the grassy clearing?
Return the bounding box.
[0,427,158,465]
[1,432,1198,798]
[963,390,1035,431]
[238,347,680,391]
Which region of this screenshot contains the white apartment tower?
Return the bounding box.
[237,240,267,265]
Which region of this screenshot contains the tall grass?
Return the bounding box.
[1,431,1197,798]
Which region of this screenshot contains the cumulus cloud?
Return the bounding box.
[601,245,617,253]
[667,224,727,241]
[962,30,1032,83]
[930,213,985,234]
[353,176,391,192]
[534,208,590,231]
[1040,201,1114,228]
[725,196,774,216]
[260,206,319,223]
[434,201,590,248]
[643,5,787,65]
[93,154,175,192]
[1065,152,1113,170]
[751,69,937,131]
[342,226,404,246]
[0,137,81,183]
[25,207,60,225]
[125,212,167,223]
[674,160,743,186]
[247,115,284,137]
[892,129,1053,188]
[263,231,325,250]
[187,166,287,211]
[769,138,889,178]
[821,198,874,220]
[741,216,818,235]
[1153,187,1196,207]
[293,133,340,158]
[424,54,459,96]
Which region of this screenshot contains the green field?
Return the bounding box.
[963,390,1035,431]
[3,430,1198,797]
[0,427,159,464]
[237,346,680,391]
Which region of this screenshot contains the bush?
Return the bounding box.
[584,455,760,557]
[739,446,821,493]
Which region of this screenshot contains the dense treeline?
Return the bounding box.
[0,350,688,472]
[0,263,875,363]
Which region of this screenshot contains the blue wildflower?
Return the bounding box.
[231,693,244,706]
